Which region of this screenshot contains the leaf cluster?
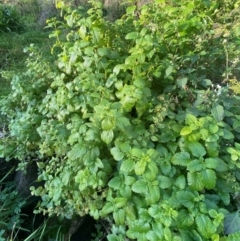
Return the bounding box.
[1,0,240,240]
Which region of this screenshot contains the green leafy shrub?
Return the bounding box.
[1,0,240,240]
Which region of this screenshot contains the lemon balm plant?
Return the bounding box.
[1,0,240,240]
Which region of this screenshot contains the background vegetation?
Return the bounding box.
[0,0,240,240]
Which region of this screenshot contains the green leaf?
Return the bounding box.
[120,159,135,173]
[180,126,192,136]
[67,144,86,160]
[135,159,147,175]
[177,209,194,227]
[172,152,191,166]
[224,211,240,235]
[108,176,121,190]
[110,147,124,161]
[196,214,216,238]
[201,169,216,189]
[91,27,101,43]
[165,66,173,78]
[101,130,114,144]
[101,202,114,215]
[185,113,198,125]
[177,77,188,89]
[175,175,186,189]
[211,105,224,122]
[97,47,111,57]
[205,158,219,170]
[188,142,206,158]
[132,180,148,194]
[125,32,139,40]
[102,118,114,131]
[113,209,125,225]
[187,159,203,172]
[187,172,204,191]
[222,129,234,140]
[126,5,136,14]
[114,197,127,208]
[158,175,172,189]
[147,185,160,204]
[176,191,195,209]
[131,148,143,158]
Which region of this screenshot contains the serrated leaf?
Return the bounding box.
[131,148,142,158]
[158,175,172,189]
[175,175,186,189]
[114,197,127,208]
[147,185,160,204]
[148,205,160,218]
[160,161,171,175]
[113,209,125,225]
[224,211,240,235]
[177,209,194,227]
[127,222,151,239]
[172,152,191,166]
[108,176,121,189]
[177,77,188,89]
[176,191,195,209]
[101,202,114,215]
[201,169,216,189]
[185,113,198,125]
[132,180,148,194]
[188,142,206,158]
[205,158,219,170]
[116,116,130,130]
[120,159,135,173]
[101,130,114,144]
[187,172,204,191]
[180,126,192,136]
[211,105,224,122]
[102,118,114,131]
[107,234,119,241]
[196,214,216,238]
[135,159,147,175]
[110,147,124,161]
[187,159,203,172]
[67,144,86,160]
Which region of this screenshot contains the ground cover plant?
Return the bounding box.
[0,0,240,240]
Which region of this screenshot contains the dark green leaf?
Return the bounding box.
[177,77,188,89]
[211,105,224,122]
[158,175,172,189]
[224,211,240,235]
[176,191,195,209]
[188,142,206,158]
[172,152,191,166]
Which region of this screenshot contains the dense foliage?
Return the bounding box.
[0,4,24,33]
[1,0,240,240]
